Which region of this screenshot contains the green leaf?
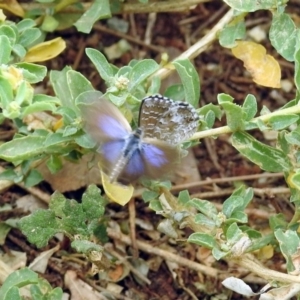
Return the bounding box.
[15,63,47,83]
[56,107,77,124]
[63,125,78,137]
[194,214,216,229]
[16,19,36,32]
[199,103,222,120]
[222,195,245,219]
[86,48,115,81]
[270,13,297,62]
[269,213,287,231]
[67,70,94,102]
[219,18,246,48]
[46,155,63,174]
[0,268,39,300]
[74,0,111,33]
[256,119,270,131]
[19,28,41,48]
[232,131,290,172]
[147,75,161,95]
[81,185,106,220]
[149,199,163,212]
[178,190,190,205]
[15,81,33,106]
[277,131,290,153]
[30,278,63,300]
[218,93,245,130]
[212,247,229,260]
[203,110,215,129]
[226,222,243,244]
[128,59,159,92]
[268,114,299,130]
[0,169,18,181]
[74,133,96,149]
[3,286,21,299]
[0,25,17,46]
[76,90,104,107]
[12,44,26,59]
[48,191,67,218]
[242,94,257,121]
[288,172,300,191]
[0,35,11,64]
[248,233,274,252]
[173,59,200,108]
[188,233,217,249]
[23,95,60,115]
[294,47,300,91]
[24,169,43,187]
[0,75,14,108]
[71,240,103,254]
[61,200,87,235]
[50,66,74,108]
[43,133,77,151]
[0,136,46,162]
[275,229,300,272]
[223,0,286,12]
[18,210,59,248]
[164,84,184,101]
[142,190,160,203]
[188,199,218,218]
[41,15,59,32]
[227,211,248,224]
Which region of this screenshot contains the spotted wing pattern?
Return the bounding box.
[139,95,199,144]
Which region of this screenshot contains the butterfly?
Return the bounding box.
[80,95,199,184]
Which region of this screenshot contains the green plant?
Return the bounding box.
[0,268,63,300]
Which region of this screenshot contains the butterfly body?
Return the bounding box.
[80,95,199,184]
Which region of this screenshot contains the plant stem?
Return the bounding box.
[192,103,300,140]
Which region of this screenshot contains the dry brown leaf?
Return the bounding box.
[37,153,102,192]
[64,270,104,300]
[1,250,27,270]
[29,244,60,273]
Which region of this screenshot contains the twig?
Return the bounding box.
[152,8,234,81]
[107,228,219,277]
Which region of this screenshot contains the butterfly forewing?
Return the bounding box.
[139,95,199,144]
[80,97,131,143]
[80,97,132,181]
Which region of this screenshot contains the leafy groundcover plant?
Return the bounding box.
[1,0,300,299]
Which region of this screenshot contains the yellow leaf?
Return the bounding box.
[232,41,281,88]
[100,168,134,206]
[257,244,274,260]
[24,37,66,63]
[0,1,24,17]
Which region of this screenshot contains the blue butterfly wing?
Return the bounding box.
[118,147,145,184]
[79,97,132,180]
[118,138,181,183]
[141,139,181,179]
[80,97,131,143]
[97,140,125,176]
